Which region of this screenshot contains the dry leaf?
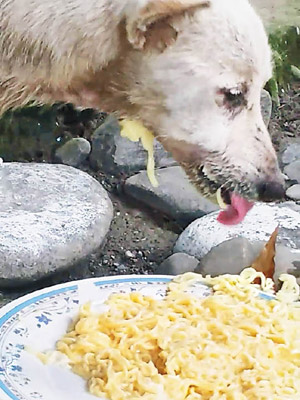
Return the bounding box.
[251,226,279,286]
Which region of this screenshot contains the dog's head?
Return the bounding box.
[121,0,285,224]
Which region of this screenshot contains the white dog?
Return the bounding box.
[0,0,285,224]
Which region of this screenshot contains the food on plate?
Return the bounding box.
[50,269,300,400]
[119,119,158,187]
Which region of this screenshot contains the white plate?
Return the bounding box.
[0,274,215,400]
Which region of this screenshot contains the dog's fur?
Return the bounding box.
[0,0,284,202]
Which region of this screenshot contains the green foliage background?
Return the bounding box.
[266,26,300,103]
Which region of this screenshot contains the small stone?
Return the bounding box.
[281,142,300,165]
[116,264,127,271]
[125,250,135,258]
[286,184,300,201]
[174,202,300,259]
[55,137,91,167]
[0,163,113,288]
[284,131,296,138]
[89,115,176,175]
[155,253,200,275]
[124,166,218,225]
[260,89,272,127]
[284,160,300,183]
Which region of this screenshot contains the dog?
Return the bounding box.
[0,0,285,224]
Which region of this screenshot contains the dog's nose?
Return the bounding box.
[256,181,286,202]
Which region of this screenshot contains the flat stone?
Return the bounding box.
[0,163,113,288]
[283,160,300,183]
[155,253,200,275]
[89,115,176,175]
[281,142,300,165]
[260,89,272,127]
[174,202,300,259]
[124,166,219,225]
[286,184,300,201]
[55,138,91,167]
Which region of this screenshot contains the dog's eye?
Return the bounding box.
[224,89,243,105]
[216,87,248,112]
[223,88,246,108]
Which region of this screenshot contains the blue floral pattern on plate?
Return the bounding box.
[0,275,210,400]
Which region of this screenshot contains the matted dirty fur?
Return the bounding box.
[0,0,285,208]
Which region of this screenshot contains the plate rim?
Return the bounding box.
[0,274,175,327]
[0,274,177,400]
[0,273,275,328]
[0,274,276,400]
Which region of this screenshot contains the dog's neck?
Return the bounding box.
[30,26,144,119]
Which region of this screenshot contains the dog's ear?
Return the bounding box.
[126,0,210,51]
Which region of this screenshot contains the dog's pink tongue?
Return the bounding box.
[217,194,254,225]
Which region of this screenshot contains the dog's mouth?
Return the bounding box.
[183,163,256,225]
[159,138,282,225]
[216,187,254,225]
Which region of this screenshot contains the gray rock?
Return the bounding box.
[284,160,300,183]
[195,238,265,276]
[174,202,300,259]
[55,138,91,167]
[195,236,300,285]
[0,163,113,288]
[124,166,219,225]
[260,89,272,127]
[89,115,176,175]
[281,142,300,165]
[155,253,199,275]
[286,184,300,201]
[114,134,177,171]
[274,245,300,285]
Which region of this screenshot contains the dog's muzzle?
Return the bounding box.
[256,181,286,202]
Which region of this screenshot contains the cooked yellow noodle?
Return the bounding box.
[55,269,300,400]
[119,119,158,187]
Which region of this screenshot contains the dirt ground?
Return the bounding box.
[250,0,300,29]
[0,82,299,306]
[269,82,300,153]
